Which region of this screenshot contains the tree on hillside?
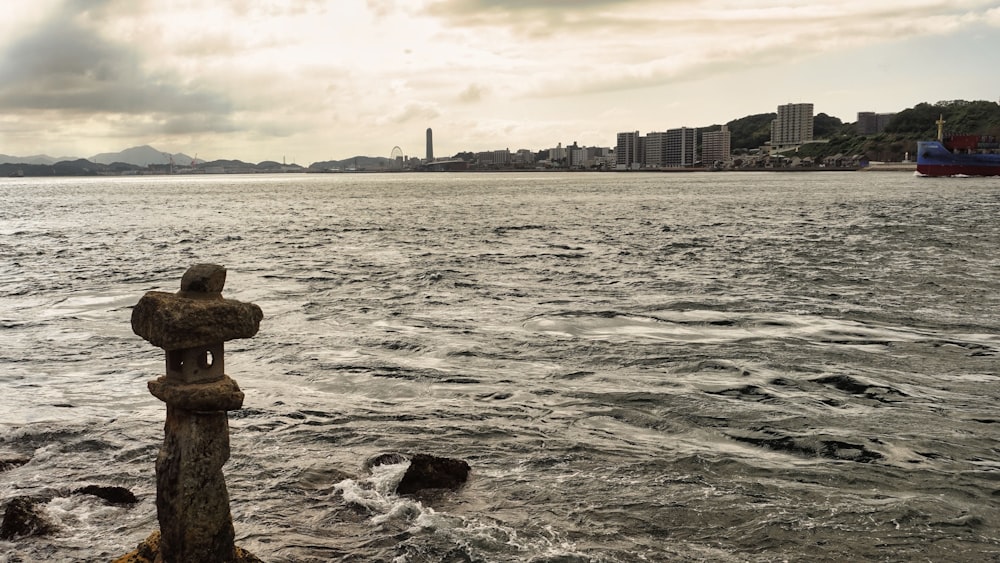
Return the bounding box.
[813,113,844,139]
[726,113,775,150]
[884,100,1000,137]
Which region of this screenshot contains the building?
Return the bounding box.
[426,128,434,161]
[643,131,668,167]
[856,112,896,135]
[770,103,814,151]
[701,125,732,166]
[475,149,512,167]
[644,128,697,167]
[568,145,612,168]
[664,127,697,167]
[513,149,535,166]
[615,131,641,169]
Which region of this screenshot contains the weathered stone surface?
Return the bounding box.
[74,485,138,505]
[0,497,55,540]
[180,264,227,295]
[131,291,263,350]
[156,409,236,562]
[148,375,245,411]
[124,264,262,563]
[112,530,263,563]
[395,454,471,495]
[166,344,226,384]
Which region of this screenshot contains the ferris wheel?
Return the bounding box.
[389,146,404,169]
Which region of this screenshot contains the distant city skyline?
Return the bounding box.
[1,1,999,163]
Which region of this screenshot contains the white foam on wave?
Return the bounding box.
[331,461,587,560]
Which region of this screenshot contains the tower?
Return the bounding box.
[426,128,434,161]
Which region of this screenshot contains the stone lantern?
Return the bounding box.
[128,264,263,563]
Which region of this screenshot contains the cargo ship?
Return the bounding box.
[917,116,1000,177]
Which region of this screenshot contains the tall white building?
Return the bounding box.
[770,103,814,149]
[702,125,732,165]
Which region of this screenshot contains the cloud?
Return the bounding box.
[225,0,327,17]
[985,6,1000,25]
[422,0,998,100]
[367,0,399,18]
[457,83,487,103]
[423,0,640,37]
[375,101,442,126]
[0,7,232,117]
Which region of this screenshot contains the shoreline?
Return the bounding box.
[3,164,926,178]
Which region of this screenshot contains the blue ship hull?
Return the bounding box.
[917,141,1000,177]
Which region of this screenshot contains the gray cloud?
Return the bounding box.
[0,4,233,121]
[457,83,487,103]
[424,0,653,34]
[376,101,441,126]
[425,0,994,40]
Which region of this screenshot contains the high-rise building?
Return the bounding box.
[644,131,668,167]
[616,131,641,169]
[701,125,732,165]
[856,112,896,135]
[664,127,697,167]
[426,128,434,161]
[770,103,814,148]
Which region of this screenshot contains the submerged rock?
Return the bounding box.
[395,454,471,495]
[74,485,138,505]
[0,457,30,472]
[0,497,55,540]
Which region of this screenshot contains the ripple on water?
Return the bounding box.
[4,174,1000,561]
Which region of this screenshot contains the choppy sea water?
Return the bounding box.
[1,171,999,562]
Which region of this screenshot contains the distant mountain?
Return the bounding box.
[309,155,394,170]
[0,153,76,165]
[90,145,193,166]
[0,159,146,177]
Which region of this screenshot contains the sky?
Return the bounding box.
[1,0,999,165]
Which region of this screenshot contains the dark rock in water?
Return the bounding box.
[0,457,30,472]
[396,454,470,495]
[74,485,138,505]
[0,497,55,539]
[363,452,409,472]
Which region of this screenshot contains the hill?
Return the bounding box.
[884,100,1000,138]
[0,153,75,165]
[766,99,1000,163]
[309,156,395,171]
[90,145,193,166]
[725,113,776,150]
[0,159,145,177]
